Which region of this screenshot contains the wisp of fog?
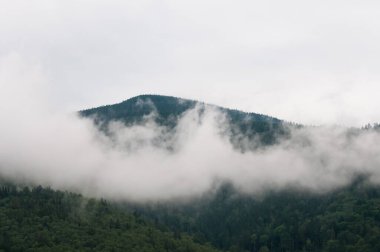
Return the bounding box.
[1,55,380,202]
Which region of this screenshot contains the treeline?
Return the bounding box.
[2,180,380,251]
[0,184,219,252]
[132,181,380,252]
[362,123,380,130]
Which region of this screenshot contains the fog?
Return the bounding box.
[0,55,380,202]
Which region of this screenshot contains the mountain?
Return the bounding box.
[80,94,292,146]
[2,95,380,252]
[80,94,282,124]
[79,95,380,252]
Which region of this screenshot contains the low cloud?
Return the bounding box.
[1,55,380,202]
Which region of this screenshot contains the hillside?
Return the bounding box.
[77,95,380,252]
[80,94,291,146]
[1,95,380,252]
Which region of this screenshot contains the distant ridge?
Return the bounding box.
[80,94,291,146]
[80,94,283,123]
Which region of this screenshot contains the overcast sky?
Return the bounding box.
[1,0,380,126]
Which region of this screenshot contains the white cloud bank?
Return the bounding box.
[1,55,380,202]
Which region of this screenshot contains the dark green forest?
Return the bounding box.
[0,183,219,252]
[2,181,380,251]
[132,181,380,252]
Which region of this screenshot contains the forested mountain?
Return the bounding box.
[78,95,380,251]
[80,95,282,126]
[1,95,380,252]
[80,94,292,147]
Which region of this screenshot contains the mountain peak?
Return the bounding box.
[80,94,289,146]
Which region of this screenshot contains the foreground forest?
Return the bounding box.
[1,180,380,251]
[0,183,219,252]
[133,180,380,252]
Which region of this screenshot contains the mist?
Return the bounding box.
[1,55,380,202]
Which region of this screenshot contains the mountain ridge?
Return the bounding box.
[80,94,285,124]
[79,94,291,147]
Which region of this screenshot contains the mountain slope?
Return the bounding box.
[80,94,291,146]
[80,95,282,124]
[79,95,380,252]
[2,95,380,251]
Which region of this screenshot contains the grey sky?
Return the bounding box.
[1,0,380,126]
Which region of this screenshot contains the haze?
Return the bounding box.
[1,1,380,202]
[1,0,380,126]
[1,58,380,202]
